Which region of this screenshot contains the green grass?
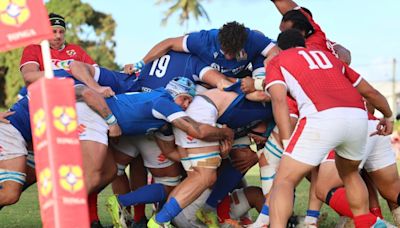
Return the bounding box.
[0,165,396,227]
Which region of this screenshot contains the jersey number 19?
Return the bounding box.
[149,55,171,78]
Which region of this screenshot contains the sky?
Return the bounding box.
[82,0,400,82]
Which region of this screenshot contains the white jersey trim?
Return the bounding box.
[199,66,215,81]
[93,66,101,82]
[261,42,276,57]
[167,111,187,122]
[264,80,287,96]
[182,35,190,53]
[353,76,363,87]
[20,61,39,71]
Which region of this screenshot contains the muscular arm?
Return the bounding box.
[21,63,45,85]
[142,37,185,64]
[356,79,392,118]
[202,69,235,88]
[271,0,298,15]
[245,91,271,102]
[268,84,292,140]
[74,85,112,118]
[171,116,234,141]
[154,135,181,162]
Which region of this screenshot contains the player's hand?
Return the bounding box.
[0,111,15,124]
[123,60,144,75]
[240,77,256,94]
[95,86,115,98]
[219,139,232,158]
[370,117,394,136]
[221,124,234,141]
[108,123,122,143]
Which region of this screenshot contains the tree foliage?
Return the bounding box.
[157,0,210,28]
[0,0,118,107]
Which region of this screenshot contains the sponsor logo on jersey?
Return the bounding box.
[77,124,86,136]
[53,106,77,134]
[33,108,46,138]
[59,165,84,193]
[0,0,30,27]
[39,167,52,197]
[66,49,76,57]
[157,154,167,162]
[52,59,74,71]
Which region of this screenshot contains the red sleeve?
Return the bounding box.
[264,57,286,91]
[73,45,96,65]
[343,64,362,86]
[20,45,41,70]
[287,96,299,118]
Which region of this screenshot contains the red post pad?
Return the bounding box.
[0,0,53,52]
[28,78,89,228]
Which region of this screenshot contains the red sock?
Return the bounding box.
[217,195,231,223]
[133,204,146,222]
[88,193,99,223]
[353,213,377,228]
[370,207,383,219]
[328,187,353,218]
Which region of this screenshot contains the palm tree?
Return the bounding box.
[156,0,210,30]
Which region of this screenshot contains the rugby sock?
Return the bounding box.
[327,187,353,217]
[353,213,378,227]
[217,195,231,222]
[206,162,243,208]
[155,197,182,223]
[133,204,146,223]
[252,204,270,227]
[88,193,99,223]
[304,210,320,225]
[369,207,383,219]
[118,183,167,207]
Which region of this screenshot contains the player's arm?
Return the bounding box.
[154,134,181,162]
[75,84,121,137]
[356,79,393,135]
[142,36,185,64]
[271,0,298,15]
[124,36,185,75]
[245,91,271,102]
[69,61,115,97]
[267,84,292,142]
[20,63,45,85]
[201,69,236,89]
[0,111,15,124]
[171,116,234,142]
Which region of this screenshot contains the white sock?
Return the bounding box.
[252,213,269,227]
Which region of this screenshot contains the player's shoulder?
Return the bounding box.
[23,44,40,51]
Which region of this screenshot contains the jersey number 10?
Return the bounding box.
[298,50,333,70]
[149,55,171,78]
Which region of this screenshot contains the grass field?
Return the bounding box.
[0,165,396,227]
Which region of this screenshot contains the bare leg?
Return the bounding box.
[0,156,26,206]
[335,155,369,216]
[269,155,314,228]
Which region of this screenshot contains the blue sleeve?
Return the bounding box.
[185,30,208,54]
[249,30,275,57]
[152,97,187,122]
[191,56,212,81]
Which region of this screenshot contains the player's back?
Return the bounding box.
[272,47,364,116]
[138,51,202,91]
[105,89,172,135]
